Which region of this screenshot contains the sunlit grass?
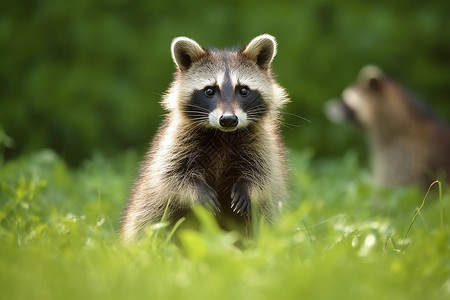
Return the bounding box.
[0,149,449,299]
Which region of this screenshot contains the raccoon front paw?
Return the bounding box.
[196,181,221,213]
[231,181,251,216]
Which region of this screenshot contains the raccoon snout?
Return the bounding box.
[219,114,238,128]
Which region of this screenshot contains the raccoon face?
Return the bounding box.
[164,34,285,132]
[325,65,385,127]
[187,82,265,132]
[342,66,385,124]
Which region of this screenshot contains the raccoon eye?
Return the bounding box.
[204,87,215,97]
[239,87,250,97]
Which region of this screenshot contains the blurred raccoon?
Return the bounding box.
[120,35,290,243]
[325,65,450,188]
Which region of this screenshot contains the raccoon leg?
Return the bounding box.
[120,200,169,243]
[230,179,251,216]
[192,178,222,213]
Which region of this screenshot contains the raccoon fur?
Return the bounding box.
[120,34,290,242]
[325,65,450,188]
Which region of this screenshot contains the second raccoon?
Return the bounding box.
[326,66,450,187]
[120,35,290,242]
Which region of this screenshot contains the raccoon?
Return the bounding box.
[325,65,450,187]
[120,34,290,242]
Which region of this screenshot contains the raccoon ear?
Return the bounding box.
[243,34,277,70]
[171,37,206,71]
[358,65,384,93]
[358,65,384,82]
[369,77,383,92]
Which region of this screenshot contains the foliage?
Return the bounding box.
[1,149,449,299]
[1,0,450,164]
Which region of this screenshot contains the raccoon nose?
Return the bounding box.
[219,114,238,128]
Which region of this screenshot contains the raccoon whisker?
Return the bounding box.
[190,118,206,124]
[246,106,267,114]
[246,112,266,119]
[182,112,209,121]
[182,108,210,115]
[188,120,210,129]
[245,112,265,119]
[246,107,265,113]
[246,104,266,112]
[188,119,208,125]
[188,115,208,119]
[281,122,302,130]
[246,111,266,118]
[185,117,209,123]
[185,104,211,113]
[245,117,260,123]
[183,112,210,117]
[282,112,311,123]
[182,109,209,114]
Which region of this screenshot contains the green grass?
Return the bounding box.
[1,149,449,300]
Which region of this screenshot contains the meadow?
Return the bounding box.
[1,2,449,298]
[1,148,448,299]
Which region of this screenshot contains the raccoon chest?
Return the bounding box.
[372,140,427,185]
[191,132,247,187]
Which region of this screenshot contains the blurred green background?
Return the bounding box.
[1,0,449,165]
